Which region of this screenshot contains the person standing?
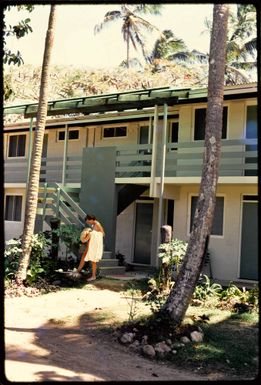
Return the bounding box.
[85,214,105,235]
[77,215,105,281]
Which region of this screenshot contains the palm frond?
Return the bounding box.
[244,38,257,56]
[94,10,122,34]
[134,4,163,16]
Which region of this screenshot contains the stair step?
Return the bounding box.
[99,266,126,276]
[103,251,113,259]
[99,259,119,267]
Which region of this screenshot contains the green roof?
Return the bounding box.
[3,83,256,118]
[3,86,192,117]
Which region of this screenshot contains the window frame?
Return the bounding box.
[7,133,27,159]
[102,125,128,139]
[168,118,179,151]
[192,104,229,141]
[244,102,257,139]
[56,128,80,142]
[4,194,23,222]
[188,194,225,238]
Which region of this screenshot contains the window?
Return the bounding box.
[5,195,22,221]
[245,105,257,176]
[57,129,79,141]
[8,135,26,157]
[103,126,127,138]
[190,196,224,236]
[194,107,227,140]
[168,121,179,144]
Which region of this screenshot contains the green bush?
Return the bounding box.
[218,282,259,312]
[4,232,53,284]
[158,238,188,288]
[52,224,82,257]
[193,275,222,302]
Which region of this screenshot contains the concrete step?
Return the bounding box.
[99,266,126,276]
[103,251,113,259]
[99,259,119,267]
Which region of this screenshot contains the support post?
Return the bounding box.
[26,117,34,186]
[149,105,158,197]
[156,103,168,267]
[62,124,68,185]
[56,187,61,218]
[41,182,48,230]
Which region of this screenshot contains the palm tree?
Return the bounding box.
[149,29,187,62]
[162,4,229,325]
[149,29,208,72]
[15,5,57,285]
[94,4,163,68]
[203,4,257,83]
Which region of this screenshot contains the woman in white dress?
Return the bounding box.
[77,215,105,281]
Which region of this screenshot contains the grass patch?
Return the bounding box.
[170,306,259,378]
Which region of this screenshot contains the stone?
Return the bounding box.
[142,344,156,358]
[180,336,191,344]
[154,341,171,358]
[141,335,148,345]
[190,331,204,343]
[129,340,140,350]
[166,339,172,346]
[120,332,135,344]
[172,342,185,349]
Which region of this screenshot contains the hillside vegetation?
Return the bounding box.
[5,62,208,105]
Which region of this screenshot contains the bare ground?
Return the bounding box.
[4,283,239,382]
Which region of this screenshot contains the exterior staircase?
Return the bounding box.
[37,183,125,276]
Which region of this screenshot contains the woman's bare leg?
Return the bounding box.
[91,262,97,279]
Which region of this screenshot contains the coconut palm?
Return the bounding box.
[94,4,163,68]
[16,5,57,285]
[149,29,208,72]
[203,4,257,83]
[163,4,229,325]
[150,29,187,61]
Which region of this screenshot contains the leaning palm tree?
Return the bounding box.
[163,4,229,326]
[94,4,163,68]
[16,5,57,285]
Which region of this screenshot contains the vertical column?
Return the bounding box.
[149,105,158,197]
[156,103,168,267]
[27,117,34,186]
[62,124,68,185]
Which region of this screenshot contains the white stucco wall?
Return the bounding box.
[173,184,257,281]
[115,203,135,263]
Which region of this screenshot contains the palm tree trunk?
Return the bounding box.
[15,5,57,285]
[162,4,229,325]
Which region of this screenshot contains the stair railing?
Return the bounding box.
[38,182,86,228]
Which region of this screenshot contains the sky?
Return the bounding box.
[4,3,234,69]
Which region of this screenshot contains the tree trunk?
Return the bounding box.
[162,4,229,325]
[15,5,57,285]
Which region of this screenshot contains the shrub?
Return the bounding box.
[193,274,222,304]
[218,283,259,312]
[4,232,53,284]
[52,224,82,257]
[158,238,188,288]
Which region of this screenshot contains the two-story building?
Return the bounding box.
[4,83,258,284]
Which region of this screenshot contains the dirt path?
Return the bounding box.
[5,285,227,381]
